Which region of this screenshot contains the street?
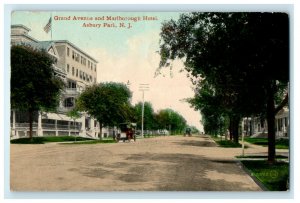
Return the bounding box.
[10,135,263,191]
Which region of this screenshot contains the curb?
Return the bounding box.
[236,159,269,191]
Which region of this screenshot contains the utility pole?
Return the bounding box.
[126,80,132,103]
[139,84,149,138]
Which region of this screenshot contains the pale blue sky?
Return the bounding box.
[11,11,203,130]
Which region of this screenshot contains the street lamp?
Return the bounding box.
[139,84,149,138]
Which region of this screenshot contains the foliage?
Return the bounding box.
[67,107,81,120]
[159,12,289,162]
[155,108,187,134]
[188,80,230,136]
[76,82,133,137]
[132,101,190,134]
[11,45,64,139]
[241,160,289,191]
[134,101,156,130]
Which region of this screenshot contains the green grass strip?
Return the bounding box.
[241,160,289,191]
[244,138,289,149]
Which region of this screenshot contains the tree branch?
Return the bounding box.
[274,93,288,115]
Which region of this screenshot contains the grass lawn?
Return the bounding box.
[10,136,95,144]
[241,160,289,191]
[216,140,243,148]
[244,137,289,149]
[210,136,243,148]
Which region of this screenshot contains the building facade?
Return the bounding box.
[10,24,101,139]
[241,107,289,138]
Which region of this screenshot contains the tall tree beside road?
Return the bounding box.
[159,13,289,163]
[76,82,133,138]
[11,45,64,140]
[134,101,156,131]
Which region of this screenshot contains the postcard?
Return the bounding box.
[10,11,290,192]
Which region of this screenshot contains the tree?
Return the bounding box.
[76,82,133,138]
[159,13,289,163]
[67,107,81,141]
[11,45,64,140]
[134,101,156,131]
[155,109,187,134]
[188,79,229,137]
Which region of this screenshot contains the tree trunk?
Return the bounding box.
[232,117,239,144]
[267,84,276,164]
[229,116,239,143]
[229,119,233,141]
[28,110,33,141]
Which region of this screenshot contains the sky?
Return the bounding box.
[11,11,204,131]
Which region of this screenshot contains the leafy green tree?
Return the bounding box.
[156,108,187,134]
[159,13,289,163]
[11,45,64,140]
[67,107,81,141]
[76,82,133,137]
[134,101,156,131]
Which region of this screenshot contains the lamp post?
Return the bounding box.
[139,84,149,138]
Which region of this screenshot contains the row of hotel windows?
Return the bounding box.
[66,64,96,83]
[67,47,97,72]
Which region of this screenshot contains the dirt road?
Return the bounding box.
[10,135,263,191]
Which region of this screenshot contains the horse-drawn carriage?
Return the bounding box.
[115,122,137,142]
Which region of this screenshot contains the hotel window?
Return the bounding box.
[76,69,78,77]
[67,64,69,73]
[72,67,74,76]
[68,81,76,88]
[81,56,85,65]
[88,60,90,68]
[76,53,80,62]
[72,51,75,60]
[67,47,70,57]
[64,97,75,108]
[94,65,96,72]
[94,77,96,83]
[80,71,82,79]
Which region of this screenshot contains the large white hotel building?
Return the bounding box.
[11,24,101,139]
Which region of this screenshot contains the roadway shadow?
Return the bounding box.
[172,140,217,147]
[76,152,259,191]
